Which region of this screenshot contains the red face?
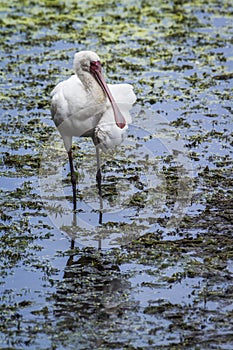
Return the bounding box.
[90,60,126,129]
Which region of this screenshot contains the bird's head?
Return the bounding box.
[74,51,101,74]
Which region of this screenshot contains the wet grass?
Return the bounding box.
[1,0,233,349]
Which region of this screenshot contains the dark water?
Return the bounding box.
[1,0,233,349]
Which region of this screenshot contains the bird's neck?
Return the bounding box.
[77,71,106,102]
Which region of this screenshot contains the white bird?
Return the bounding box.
[50,50,136,210]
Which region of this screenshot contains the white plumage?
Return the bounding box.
[50,50,136,210]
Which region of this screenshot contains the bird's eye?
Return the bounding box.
[90,60,102,73]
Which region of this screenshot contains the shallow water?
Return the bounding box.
[1,0,233,349]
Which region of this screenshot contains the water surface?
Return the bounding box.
[1,0,233,349]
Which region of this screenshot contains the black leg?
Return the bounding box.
[96,168,102,191]
[96,147,102,196]
[70,239,75,250]
[96,147,103,227]
[68,149,77,211]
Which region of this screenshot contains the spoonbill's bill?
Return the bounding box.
[50,50,136,210]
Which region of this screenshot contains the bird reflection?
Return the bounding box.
[53,242,131,325]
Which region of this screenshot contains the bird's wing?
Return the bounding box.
[50,75,85,123]
[108,83,136,107]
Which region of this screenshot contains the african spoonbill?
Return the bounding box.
[50,51,136,210]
